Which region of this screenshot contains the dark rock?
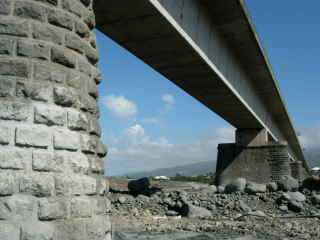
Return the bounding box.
[301,176,320,191]
[181,202,212,218]
[288,200,303,212]
[267,182,278,192]
[128,178,151,196]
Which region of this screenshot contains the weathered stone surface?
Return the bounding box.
[0,38,14,55]
[55,175,83,196]
[39,198,68,220]
[14,1,47,22]
[89,156,104,174]
[0,101,29,121]
[181,202,212,219]
[0,173,15,196]
[0,59,29,77]
[0,76,15,97]
[51,46,76,68]
[75,20,90,38]
[0,148,30,170]
[82,175,97,195]
[17,82,51,102]
[67,109,88,130]
[66,33,85,53]
[80,134,96,153]
[79,93,97,114]
[48,9,73,30]
[32,22,63,45]
[19,174,54,197]
[71,197,92,217]
[88,116,101,136]
[21,223,54,240]
[87,216,112,239]
[17,40,50,60]
[87,77,98,98]
[34,104,66,126]
[0,0,11,15]
[3,195,37,220]
[53,86,78,107]
[16,125,50,148]
[54,129,80,151]
[0,125,11,145]
[32,151,54,172]
[96,139,107,157]
[0,18,29,37]
[62,0,88,18]
[34,62,67,83]
[0,222,20,240]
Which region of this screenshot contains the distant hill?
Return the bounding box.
[123,161,215,178]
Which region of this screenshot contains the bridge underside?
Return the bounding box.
[94,0,308,178]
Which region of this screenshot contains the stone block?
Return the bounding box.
[96,139,107,157]
[0,17,29,37]
[80,134,96,153]
[34,62,67,83]
[21,222,54,240]
[0,38,14,55]
[17,82,51,102]
[96,176,107,195]
[51,46,76,68]
[67,109,88,131]
[0,148,31,170]
[53,219,87,240]
[48,9,73,30]
[79,94,97,114]
[88,116,101,136]
[55,175,83,196]
[0,101,29,121]
[0,222,20,240]
[34,0,58,6]
[16,125,50,148]
[0,0,11,15]
[53,86,78,107]
[83,42,98,64]
[78,58,92,76]
[0,125,11,145]
[0,173,15,196]
[32,150,54,172]
[0,76,15,97]
[67,71,84,89]
[62,0,88,18]
[82,175,96,195]
[71,197,92,217]
[32,22,63,45]
[53,129,80,151]
[39,198,68,220]
[89,156,104,174]
[87,216,112,240]
[34,104,66,126]
[87,78,98,98]
[55,151,89,174]
[75,20,90,38]
[92,68,102,84]
[17,40,50,60]
[66,33,85,53]
[19,174,54,197]
[0,59,30,78]
[3,195,37,220]
[14,1,47,22]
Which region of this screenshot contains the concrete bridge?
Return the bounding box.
[0,0,308,239]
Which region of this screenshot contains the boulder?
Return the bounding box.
[301,176,320,191]
[224,178,246,193]
[311,193,320,204]
[267,182,278,192]
[245,182,267,194]
[181,203,212,218]
[288,200,304,212]
[217,185,225,193]
[238,200,251,213]
[287,192,306,202]
[277,176,299,192]
[128,178,150,195]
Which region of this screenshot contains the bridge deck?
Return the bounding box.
[94,0,306,168]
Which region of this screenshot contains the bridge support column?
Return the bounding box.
[0,1,110,239]
[215,129,292,185]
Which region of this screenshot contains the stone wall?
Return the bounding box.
[0,0,111,239]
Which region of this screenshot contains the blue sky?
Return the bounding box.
[96,1,320,175]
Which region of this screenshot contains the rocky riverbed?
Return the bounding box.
[108,177,320,240]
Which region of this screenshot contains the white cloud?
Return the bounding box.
[102,95,137,118]
[299,124,320,149]
[162,94,175,106]
[105,124,235,176]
